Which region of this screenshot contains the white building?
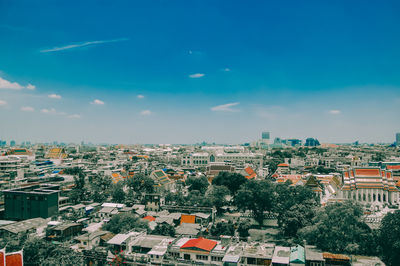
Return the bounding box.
[341,167,399,208]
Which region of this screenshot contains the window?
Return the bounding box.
[211,256,222,261]
[247,257,256,264]
[310,262,323,266]
[184,254,190,260]
[196,255,208,261]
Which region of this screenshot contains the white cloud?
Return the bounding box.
[211,102,240,112]
[224,68,231,72]
[68,114,81,119]
[140,110,152,116]
[91,99,104,105]
[26,83,36,90]
[48,94,62,99]
[0,77,24,90]
[137,94,145,99]
[40,38,129,53]
[0,77,35,90]
[40,108,66,116]
[41,108,57,114]
[329,110,341,115]
[0,100,7,106]
[189,73,205,78]
[21,106,34,112]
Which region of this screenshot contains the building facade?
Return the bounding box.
[3,184,59,220]
[341,167,399,208]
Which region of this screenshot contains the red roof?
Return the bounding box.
[277,163,289,167]
[244,167,256,179]
[354,168,381,177]
[180,237,217,252]
[6,251,23,266]
[143,216,156,222]
[387,165,400,170]
[0,250,4,266]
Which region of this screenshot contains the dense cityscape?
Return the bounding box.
[0,132,399,265]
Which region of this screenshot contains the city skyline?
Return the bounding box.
[1,1,400,144]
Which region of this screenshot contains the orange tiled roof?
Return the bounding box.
[0,250,4,266]
[181,214,196,224]
[181,237,217,252]
[5,251,23,266]
[244,167,256,179]
[323,252,350,261]
[387,165,400,170]
[143,216,156,222]
[277,163,289,167]
[354,168,381,177]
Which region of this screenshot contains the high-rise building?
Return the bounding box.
[10,140,16,147]
[305,138,320,147]
[396,133,400,146]
[262,131,270,140]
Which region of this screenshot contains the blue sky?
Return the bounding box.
[0,0,400,144]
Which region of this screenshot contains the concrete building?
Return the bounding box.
[3,184,59,220]
[396,132,400,146]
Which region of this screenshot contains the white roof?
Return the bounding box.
[101,203,125,208]
[107,233,131,245]
[272,246,290,264]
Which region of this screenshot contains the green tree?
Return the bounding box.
[186,190,211,207]
[186,176,209,194]
[210,221,235,237]
[89,173,112,202]
[152,223,176,237]
[125,174,155,196]
[237,219,251,238]
[234,180,274,226]
[379,210,400,266]
[103,213,149,234]
[23,237,83,266]
[212,172,247,195]
[207,185,230,215]
[69,169,87,204]
[165,191,185,206]
[273,183,319,237]
[299,201,376,255]
[111,183,126,203]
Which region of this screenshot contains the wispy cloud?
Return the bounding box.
[21,106,34,112]
[26,84,36,90]
[329,110,341,115]
[48,94,62,99]
[91,99,104,105]
[68,114,81,119]
[0,100,7,106]
[41,108,66,115]
[140,110,152,116]
[137,94,145,99]
[40,38,128,53]
[0,77,34,90]
[223,68,231,72]
[189,73,205,78]
[188,50,204,55]
[211,102,240,112]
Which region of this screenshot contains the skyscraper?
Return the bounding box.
[396,133,400,146]
[262,131,270,140]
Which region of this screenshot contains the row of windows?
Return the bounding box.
[196,255,208,261]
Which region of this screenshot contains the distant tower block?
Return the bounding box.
[261,131,270,145]
[262,131,270,140]
[396,133,400,146]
